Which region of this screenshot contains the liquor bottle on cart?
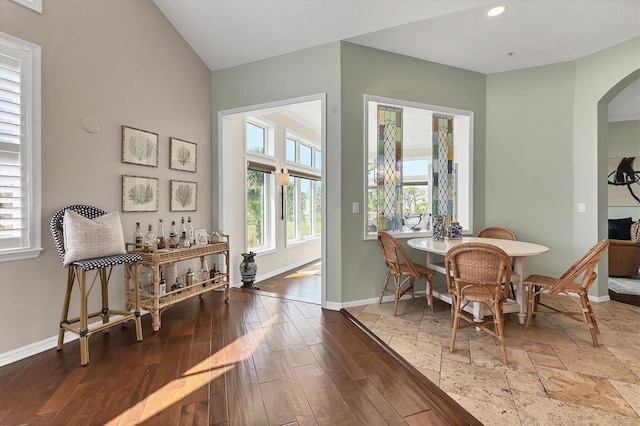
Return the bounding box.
[133,222,143,247]
[168,221,178,248]
[157,218,165,249]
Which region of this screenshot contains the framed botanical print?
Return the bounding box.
[170,137,197,172]
[170,180,197,211]
[122,125,159,167]
[122,175,159,212]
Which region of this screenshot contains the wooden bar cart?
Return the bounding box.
[124,235,230,331]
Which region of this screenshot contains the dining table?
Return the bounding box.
[407,236,549,324]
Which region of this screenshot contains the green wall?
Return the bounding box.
[608,120,640,157]
[211,42,344,303]
[211,41,487,305]
[339,42,487,302]
[486,62,577,277]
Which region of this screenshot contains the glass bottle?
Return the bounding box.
[180,216,189,248]
[168,221,178,248]
[157,218,165,249]
[158,270,166,295]
[187,216,195,246]
[144,223,156,248]
[133,222,143,247]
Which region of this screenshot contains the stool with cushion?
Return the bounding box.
[50,205,143,365]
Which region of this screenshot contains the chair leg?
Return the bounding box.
[379,270,391,304]
[495,301,508,364]
[100,268,110,326]
[131,262,143,342]
[78,268,90,366]
[393,275,401,316]
[58,267,75,350]
[524,285,537,330]
[427,273,434,313]
[408,278,416,300]
[449,294,461,354]
[579,293,599,347]
[584,295,600,335]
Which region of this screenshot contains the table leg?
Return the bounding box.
[515,257,526,324]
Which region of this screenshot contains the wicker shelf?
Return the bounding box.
[124,235,230,331]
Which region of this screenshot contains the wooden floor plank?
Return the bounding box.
[260,379,297,426]
[294,363,359,425]
[271,350,318,424]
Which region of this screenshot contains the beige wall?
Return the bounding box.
[0,0,212,357]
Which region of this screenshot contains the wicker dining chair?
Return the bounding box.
[377,231,435,316]
[477,226,518,299]
[445,242,512,364]
[524,239,610,347]
[50,205,143,365]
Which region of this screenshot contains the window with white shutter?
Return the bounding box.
[0,32,41,261]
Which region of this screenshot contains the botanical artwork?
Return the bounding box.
[608,157,640,206]
[122,126,158,167]
[170,138,197,172]
[170,180,197,211]
[122,175,159,212]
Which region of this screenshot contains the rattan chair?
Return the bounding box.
[445,242,512,363]
[50,205,143,365]
[377,231,435,316]
[524,239,610,347]
[477,226,518,299]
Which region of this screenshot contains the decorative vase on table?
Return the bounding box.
[239,251,259,289]
[432,215,445,241]
[450,221,463,239]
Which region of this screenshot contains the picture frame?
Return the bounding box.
[122,125,159,167]
[170,137,197,172]
[170,180,197,211]
[194,229,208,245]
[122,175,159,212]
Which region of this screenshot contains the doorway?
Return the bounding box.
[218,94,325,306]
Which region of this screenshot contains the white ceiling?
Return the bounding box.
[153,0,640,121]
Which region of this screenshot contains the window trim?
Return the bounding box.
[363,94,473,241]
[0,32,42,262]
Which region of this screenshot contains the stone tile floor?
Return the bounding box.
[346,294,640,426]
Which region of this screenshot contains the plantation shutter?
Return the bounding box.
[0,40,27,252]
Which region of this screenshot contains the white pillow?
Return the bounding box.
[63,210,126,266]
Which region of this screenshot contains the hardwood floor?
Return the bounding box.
[243,260,321,304]
[0,288,478,425]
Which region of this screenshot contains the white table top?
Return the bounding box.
[407,236,549,257]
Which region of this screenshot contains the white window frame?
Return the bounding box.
[245,118,275,157]
[245,117,276,253]
[363,95,473,240]
[0,32,42,262]
[284,131,322,244]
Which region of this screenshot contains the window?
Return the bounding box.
[246,122,266,154]
[365,95,472,239]
[299,144,312,167]
[0,32,41,261]
[285,133,322,243]
[245,118,276,252]
[285,138,296,162]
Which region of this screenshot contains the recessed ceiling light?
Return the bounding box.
[487,5,506,17]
